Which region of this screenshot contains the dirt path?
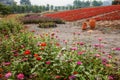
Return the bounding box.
[25,21,120,55]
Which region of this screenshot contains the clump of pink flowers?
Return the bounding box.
[17,73,24,80]
[5,72,12,78]
[77,61,82,65]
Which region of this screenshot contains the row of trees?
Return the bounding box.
[73,0,103,8]
[0,0,104,15]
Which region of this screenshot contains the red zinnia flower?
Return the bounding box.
[0,74,3,78]
[73,71,78,75]
[24,50,31,55]
[36,57,41,61]
[55,76,61,79]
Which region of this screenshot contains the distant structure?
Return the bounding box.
[112,0,120,5]
[0,0,14,5]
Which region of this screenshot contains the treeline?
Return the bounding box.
[0,0,104,15]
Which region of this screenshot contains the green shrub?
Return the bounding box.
[38,22,57,28]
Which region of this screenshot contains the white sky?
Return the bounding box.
[14,0,107,6]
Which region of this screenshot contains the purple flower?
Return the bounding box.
[5,72,12,78]
[77,61,82,65]
[69,75,76,80]
[17,73,24,80]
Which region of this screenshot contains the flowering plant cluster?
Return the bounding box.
[95,11,120,21]
[0,16,120,80]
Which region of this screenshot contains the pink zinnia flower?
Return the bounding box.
[77,61,82,65]
[17,73,24,80]
[71,47,78,51]
[98,38,102,41]
[46,61,51,65]
[78,51,84,55]
[108,76,113,80]
[107,55,112,59]
[4,62,11,66]
[95,54,101,57]
[5,72,12,78]
[77,42,84,46]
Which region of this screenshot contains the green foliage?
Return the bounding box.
[0,19,23,37]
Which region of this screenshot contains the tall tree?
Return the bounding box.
[20,0,31,6]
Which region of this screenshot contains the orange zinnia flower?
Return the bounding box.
[34,54,39,57]
[40,42,47,47]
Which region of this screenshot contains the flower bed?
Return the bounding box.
[95,11,120,21]
[44,5,120,21]
[0,16,120,80]
[20,14,65,24]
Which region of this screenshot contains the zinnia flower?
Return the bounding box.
[0,74,3,78]
[77,61,82,65]
[46,61,51,65]
[24,50,31,55]
[95,54,101,57]
[17,73,24,80]
[36,57,41,61]
[69,75,76,80]
[108,76,113,80]
[55,75,61,79]
[78,51,84,55]
[40,42,47,47]
[5,72,12,78]
[4,62,11,66]
[34,54,39,57]
[71,47,78,51]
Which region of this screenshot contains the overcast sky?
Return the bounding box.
[14,0,107,6]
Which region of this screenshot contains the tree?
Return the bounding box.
[50,5,54,10]
[92,0,103,6]
[20,0,31,6]
[0,3,11,15]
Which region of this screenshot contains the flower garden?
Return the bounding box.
[0,5,120,80]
